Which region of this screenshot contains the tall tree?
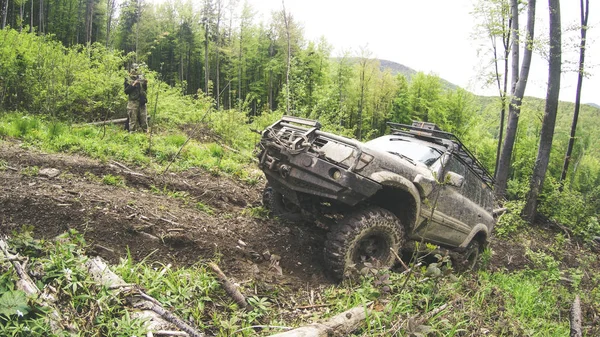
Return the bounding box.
[473,0,512,177]
[494,0,537,199]
[356,46,373,140]
[522,0,561,221]
[281,0,290,115]
[560,0,590,187]
[2,0,8,28]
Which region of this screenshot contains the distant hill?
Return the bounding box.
[586,102,600,109]
[333,58,459,90]
[377,59,458,90]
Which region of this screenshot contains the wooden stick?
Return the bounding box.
[390,248,409,271]
[86,256,204,337]
[208,262,251,310]
[86,118,128,126]
[570,295,582,337]
[266,305,370,337]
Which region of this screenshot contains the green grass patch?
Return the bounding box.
[0,112,257,180]
[102,174,125,186]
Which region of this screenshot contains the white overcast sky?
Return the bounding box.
[249,0,599,105]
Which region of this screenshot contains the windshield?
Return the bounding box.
[366,136,442,166]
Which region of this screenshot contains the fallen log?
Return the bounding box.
[0,238,76,335]
[267,305,370,337]
[86,118,128,126]
[208,262,251,310]
[570,295,582,337]
[85,256,204,337]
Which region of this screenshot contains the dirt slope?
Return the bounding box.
[0,141,329,288]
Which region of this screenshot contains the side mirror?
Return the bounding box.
[446,171,464,188]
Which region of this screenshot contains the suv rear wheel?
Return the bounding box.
[324,206,404,280]
[262,185,303,222]
[456,240,483,272]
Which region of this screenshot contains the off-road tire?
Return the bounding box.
[324,206,405,281]
[456,240,482,273]
[262,186,303,222]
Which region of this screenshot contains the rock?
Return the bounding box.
[39,168,60,178]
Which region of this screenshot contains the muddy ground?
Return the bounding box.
[0,141,596,290]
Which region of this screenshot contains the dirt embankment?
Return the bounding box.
[0,142,329,288]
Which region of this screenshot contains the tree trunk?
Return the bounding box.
[494,0,537,199]
[560,0,589,188]
[358,63,365,140]
[1,0,7,29]
[85,0,94,44]
[215,0,221,109]
[522,0,561,222]
[204,19,209,95]
[494,13,512,178]
[238,22,243,110]
[38,0,43,34]
[282,0,291,115]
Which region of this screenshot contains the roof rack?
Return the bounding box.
[387,121,495,189]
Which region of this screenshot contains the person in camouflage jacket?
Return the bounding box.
[124,63,149,132]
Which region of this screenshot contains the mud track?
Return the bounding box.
[0,142,329,288]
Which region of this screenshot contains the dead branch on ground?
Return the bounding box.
[266,305,371,337]
[86,256,204,337]
[208,262,251,310]
[570,295,582,337]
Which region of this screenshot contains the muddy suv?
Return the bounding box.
[257,116,496,280]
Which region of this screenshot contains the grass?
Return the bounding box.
[1,226,597,337]
[0,112,259,181]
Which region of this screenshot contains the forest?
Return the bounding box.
[0,0,599,335]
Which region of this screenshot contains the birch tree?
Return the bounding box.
[494,0,537,199]
[560,0,590,187]
[522,0,562,221]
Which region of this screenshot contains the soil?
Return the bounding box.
[1,140,598,291]
[0,141,329,289]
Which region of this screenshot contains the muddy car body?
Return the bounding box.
[257,116,495,279]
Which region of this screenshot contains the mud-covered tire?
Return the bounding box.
[457,240,482,272]
[324,206,405,280]
[262,186,303,222]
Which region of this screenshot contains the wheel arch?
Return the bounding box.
[459,224,489,249]
[367,172,421,232]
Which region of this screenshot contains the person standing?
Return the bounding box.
[124,63,149,132]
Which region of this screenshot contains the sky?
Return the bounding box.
[249,0,599,105]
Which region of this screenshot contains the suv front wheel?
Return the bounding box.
[262,185,303,222]
[324,206,405,280]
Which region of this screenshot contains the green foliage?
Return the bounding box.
[538,179,600,239]
[495,200,528,237]
[0,291,29,318]
[0,30,126,120]
[241,206,269,219]
[102,174,125,186]
[196,202,214,215]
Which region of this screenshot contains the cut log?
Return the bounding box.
[208,262,251,310]
[86,256,204,337]
[86,118,128,126]
[267,305,370,337]
[570,295,582,337]
[0,239,76,335]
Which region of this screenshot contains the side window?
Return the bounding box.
[446,155,466,177]
[449,155,482,205]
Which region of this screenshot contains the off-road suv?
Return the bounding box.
[257,116,496,280]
